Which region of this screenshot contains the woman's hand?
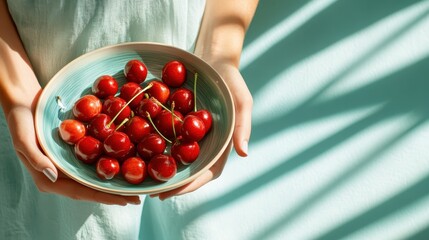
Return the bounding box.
[6,102,141,206]
[153,60,252,200]
[1,1,140,206]
[152,0,258,200]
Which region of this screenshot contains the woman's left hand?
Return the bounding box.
[153,60,252,200]
[151,0,257,200]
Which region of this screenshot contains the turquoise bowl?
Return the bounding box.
[35,42,235,195]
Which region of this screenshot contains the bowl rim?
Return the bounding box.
[35,41,236,195]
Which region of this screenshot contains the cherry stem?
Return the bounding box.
[107,83,153,128]
[115,118,129,131]
[151,97,184,123]
[56,96,67,111]
[171,101,177,139]
[193,72,198,112]
[145,111,172,144]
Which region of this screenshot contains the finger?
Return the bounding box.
[17,145,58,182]
[8,108,58,181]
[37,175,141,206]
[15,142,58,182]
[157,170,215,201]
[20,153,140,206]
[51,178,141,205]
[221,68,253,157]
[156,142,232,200]
[232,96,252,157]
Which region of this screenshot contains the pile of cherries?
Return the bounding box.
[58,59,212,184]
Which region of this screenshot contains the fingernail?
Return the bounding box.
[158,194,169,201]
[242,140,248,156]
[43,168,58,182]
[131,199,141,205]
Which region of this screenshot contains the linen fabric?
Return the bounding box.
[1,1,205,239]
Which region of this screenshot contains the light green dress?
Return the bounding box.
[0,1,205,239]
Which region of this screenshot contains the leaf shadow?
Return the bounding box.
[178,3,429,231]
[314,158,429,240]
[250,4,429,142]
[250,113,429,240]
[242,0,419,93]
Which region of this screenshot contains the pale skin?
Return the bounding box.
[0,0,257,204]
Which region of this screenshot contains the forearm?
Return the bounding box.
[194,0,259,67]
[0,0,41,115]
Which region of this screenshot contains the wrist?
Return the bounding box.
[194,0,258,68]
[195,25,244,68]
[0,80,41,115]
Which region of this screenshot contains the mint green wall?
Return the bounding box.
[238,0,429,239]
[141,1,429,239]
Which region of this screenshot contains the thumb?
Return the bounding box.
[8,107,58,182]
[19,143,59,182]
[232,95,252,157]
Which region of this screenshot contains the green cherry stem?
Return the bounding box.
[171,101,177,139]
[115,118,129,131]
[107,82,153,128]
[151,97,184,123]
[145,111,172,144]
[193,72,198,112]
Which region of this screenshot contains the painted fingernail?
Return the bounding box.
[43,168,58,182]
[242,140,248,156]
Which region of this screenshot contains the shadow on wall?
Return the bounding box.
[243,0,429,142]
[314,166,429,240]
[242,0,419,92]
[180,0,429,236]
[183,54,429,233]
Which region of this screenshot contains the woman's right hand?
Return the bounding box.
[6,102,141,206]
[1,0,139,206]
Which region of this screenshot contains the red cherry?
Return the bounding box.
[102,96,131,124]
[162,60,187,87]
[119,82,143,109]
[187,72,213,133]
[118,143,136,163]
[121,157,147,184]
[96,157,120,180]
[171,138,200,165]
[189,109,212,133]
[154,110,183,139]
[181,115,206,142]
[145,81,170,105]
[72,95,102,122]
[59,119,86,145]
[74,136,103,164]
[148,154,177,182]
[87,114,116,141]
[136,97,161,119]
[136,133,166,160]
[169,88,194,115]
[124,116,152,144]
[103,131,133,159]
[92,75,118,99]
[124,59,148,84]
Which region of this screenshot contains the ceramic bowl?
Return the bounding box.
[35,42,235,195]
